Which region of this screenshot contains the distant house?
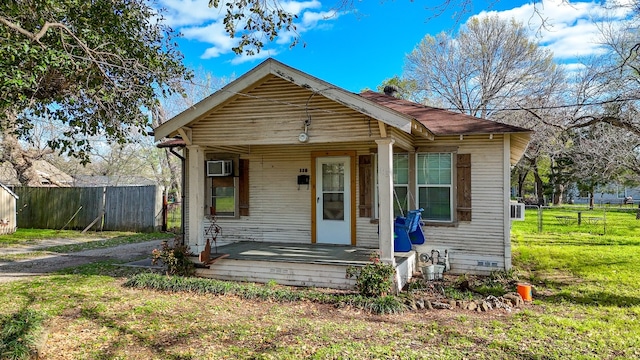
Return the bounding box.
[571,183,640,206]
[0,160,73,187]
[154,59,531,290]
[72,175,157,187]
[0,182,18,235]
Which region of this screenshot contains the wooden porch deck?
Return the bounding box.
[194,242,416,291]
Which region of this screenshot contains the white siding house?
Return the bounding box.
[155,59,531,289]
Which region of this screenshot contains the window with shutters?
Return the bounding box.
[207,158,249,218]
[361,151,470,223]
[416,152,471,223]
[417,153,453,222]
[362,153,409,219]
[210,176,236,216]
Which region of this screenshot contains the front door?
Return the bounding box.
[316,156,351,244]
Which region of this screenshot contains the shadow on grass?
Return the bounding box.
[0,240,164,282]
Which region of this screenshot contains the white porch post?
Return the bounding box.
[187,145,205,253]
[376,138,395,265]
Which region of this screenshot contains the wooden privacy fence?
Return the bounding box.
[14,186,162,232]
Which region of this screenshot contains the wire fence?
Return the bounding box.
[519,204,639,236]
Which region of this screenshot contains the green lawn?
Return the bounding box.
[0,229,173,262]
[0,208,639,359]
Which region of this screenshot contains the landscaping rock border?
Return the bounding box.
[403,292,525,313]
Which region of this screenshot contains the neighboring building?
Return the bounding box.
[571,183,640,206]
[0,160,73,187]
[0,182,18,235]
[154,59,531,289]
[72,175,157,187]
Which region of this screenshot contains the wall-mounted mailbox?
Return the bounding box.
[297,175,310,185]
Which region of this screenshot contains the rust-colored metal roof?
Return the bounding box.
[360,91,531,136]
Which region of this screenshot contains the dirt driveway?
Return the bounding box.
[0,239,163,283]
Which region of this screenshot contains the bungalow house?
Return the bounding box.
[154,59,531,290]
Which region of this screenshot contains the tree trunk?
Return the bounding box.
[589,186,595,210]
[532,163,545,206]
[553,184,565,206]
[517,168,529,199]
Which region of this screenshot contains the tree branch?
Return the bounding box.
[0,15,114,86]
[0,16,66,45]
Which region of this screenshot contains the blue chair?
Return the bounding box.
[393,208,425,252]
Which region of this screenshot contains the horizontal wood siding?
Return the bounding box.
[0,188,17,234]
[196,254,414,290]
[191,76,381,146]
[196,259,357,289]
[395,252,416,292]
[388,127,415,151]
[413,135,508,274]
[510,133,531,165]
[201,144,380,247]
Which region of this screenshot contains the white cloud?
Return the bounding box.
[157,0,339,61]
[473,0,634,61]
[157,0,224,27]
[280,0,322,15]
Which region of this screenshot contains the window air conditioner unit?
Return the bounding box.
[510,202,525,221]
[207,160,233,177]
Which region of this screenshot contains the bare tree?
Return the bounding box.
[404,15,559,119]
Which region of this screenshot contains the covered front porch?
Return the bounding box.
[194,241,417,291]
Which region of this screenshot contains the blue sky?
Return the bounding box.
[157,0,633,93]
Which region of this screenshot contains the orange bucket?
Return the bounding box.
[517,283,532,302]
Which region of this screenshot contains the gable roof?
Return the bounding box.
[360,91,532,136]
[155,58,433,141]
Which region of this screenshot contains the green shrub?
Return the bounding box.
[0,309,45,360]
[346,253,396,297]
[443,286,475,300]
[151,239,195,277]
[124,273,405,315]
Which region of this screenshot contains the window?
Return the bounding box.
[368,153,410,219]
[210,176,236,216]
[417,153,452,222]
[393,154,409,217]
[207,158,250,218]
[360,152,470,223]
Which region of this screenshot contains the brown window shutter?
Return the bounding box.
[358,155,373,217]
[239,159,249,216]
[456,153,471,221]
